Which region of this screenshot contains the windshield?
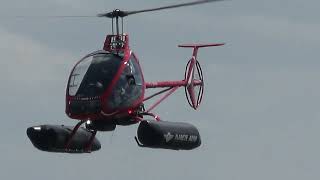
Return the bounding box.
[107,55,143,109]
[68,52,122,97]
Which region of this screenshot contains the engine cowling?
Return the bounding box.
[136,120,201,150]
[26,125,101,153]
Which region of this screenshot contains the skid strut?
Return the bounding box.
[84,130,97,152]
[64,120,97,153]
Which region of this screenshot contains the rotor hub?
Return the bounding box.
[98,9,129,18]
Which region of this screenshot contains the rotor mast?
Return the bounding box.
[112,10,123,36]
[98,9,127,36]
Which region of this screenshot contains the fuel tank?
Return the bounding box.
[27,125,101,153]
[136,120,201,150]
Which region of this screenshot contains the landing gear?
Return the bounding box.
[64,120,98,153]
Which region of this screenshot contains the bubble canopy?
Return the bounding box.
[68,51,122,97]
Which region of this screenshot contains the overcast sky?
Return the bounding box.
[1,0,320,180]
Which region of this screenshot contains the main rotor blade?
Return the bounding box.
[5,0,224,20]
[125,0,224,16]
[98,0,224,18]
[0,15,96,19]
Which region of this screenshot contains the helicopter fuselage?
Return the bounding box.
[65,35,145,126]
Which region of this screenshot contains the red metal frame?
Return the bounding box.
[145,86,180,112]
[143,43,225,111]
[64,120,86,150]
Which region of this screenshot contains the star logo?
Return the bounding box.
[164,132,174,143]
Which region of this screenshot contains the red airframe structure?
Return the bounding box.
[27,0,225,153]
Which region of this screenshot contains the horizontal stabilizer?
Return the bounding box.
[178,43,225,48]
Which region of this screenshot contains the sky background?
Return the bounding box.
[1,0,320,179]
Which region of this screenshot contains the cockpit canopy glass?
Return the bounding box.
[107,55,143,110]
[68,51,122,97]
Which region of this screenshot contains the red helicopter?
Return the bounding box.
[27,0,225,153]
